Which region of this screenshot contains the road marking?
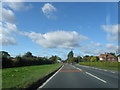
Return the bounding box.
[95,68,98,69]
[77,64,116,74]
[59,70,83,72]
[104,70,108,71]
[85,72,107,83]
[63,67,75,69]
[37,65,64,89]
[72,66,83,71]
[111,71,115,73]
[76,67,82,71]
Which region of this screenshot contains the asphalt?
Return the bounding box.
[37,64,119,89]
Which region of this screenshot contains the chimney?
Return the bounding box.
[105,52,107,61]
[105,52,106,55]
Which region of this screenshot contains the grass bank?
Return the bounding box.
[2,64,62,89]
[79,62,120,71]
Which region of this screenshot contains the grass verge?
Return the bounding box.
[2,64,62,89]
[79,62,120,71]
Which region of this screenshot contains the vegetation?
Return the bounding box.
[79,62,119,71]
[67,50,74,63]
[65,51,99,63]
[49,55,61,63]
[2,64,62,88]
[64,51,119,71]
[90,56,99,62]
[1,51,61,68]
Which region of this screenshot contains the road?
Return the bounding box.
[37,64,119,89]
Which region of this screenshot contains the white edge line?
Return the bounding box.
[111,71,115,73]
[85,72,107,83]
[37,65,64,89]
[104,70,108,71]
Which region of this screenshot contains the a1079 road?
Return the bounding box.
[37,64,119,89]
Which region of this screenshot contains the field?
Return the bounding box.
[79,62,120,71]
[2,64,62,88]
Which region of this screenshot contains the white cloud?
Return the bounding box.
[3,22,17,31]
[107,34,118,42]
[106,43,118,50]
[101,24,119,42]
[102,24,118,34]
[95,43,102,47]
[41,3,57,18]
[0,22,17,45]
[90,41,102,47]
[0,34,17,45]
[2,8,16,23]
[22,31,88,49]
[1,1,33,46]
[3,2,33,11]
[92,49,105,55]
[79,45,104,55]
[79,43,118,55]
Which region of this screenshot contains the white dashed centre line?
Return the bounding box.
[86,72,107,83]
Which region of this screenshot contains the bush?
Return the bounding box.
[2,57,13,68]
[2,51,60,68]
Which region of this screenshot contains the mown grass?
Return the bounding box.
[2,64,62,88]
[79,62,120,71]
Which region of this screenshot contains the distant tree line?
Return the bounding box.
[1,51,61,68]
[64,51,108,63]
[64,51,120,64]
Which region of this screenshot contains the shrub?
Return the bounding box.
[2,57,13,68]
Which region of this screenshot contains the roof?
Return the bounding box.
[107,54,115,58]
[99,54,106,58]
[99,54,115,58]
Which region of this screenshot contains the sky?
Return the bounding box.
[1,2,119,59]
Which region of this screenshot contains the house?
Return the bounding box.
[99,53,117,62]
[118,57,120,62]
[117,55,120,62]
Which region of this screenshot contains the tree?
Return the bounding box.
[75,56,82,63]
[2,57,13,68]
[117,54,120,57]
[96,56,99,61]
[69,57,75,63]
[15,56,23,66]
[68,51,74,58]
[81,55,91,62]
[109,53,116,56]
[0,51,10,58]
[1,51,12,68]
[49,55,58,63]
[23,52,33,58]
[67,50,74,63]
[56,57,61,60]
[90,56,97,62]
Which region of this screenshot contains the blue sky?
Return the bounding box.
[1,2,118,59]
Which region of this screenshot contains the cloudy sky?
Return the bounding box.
[1,2,118,59]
